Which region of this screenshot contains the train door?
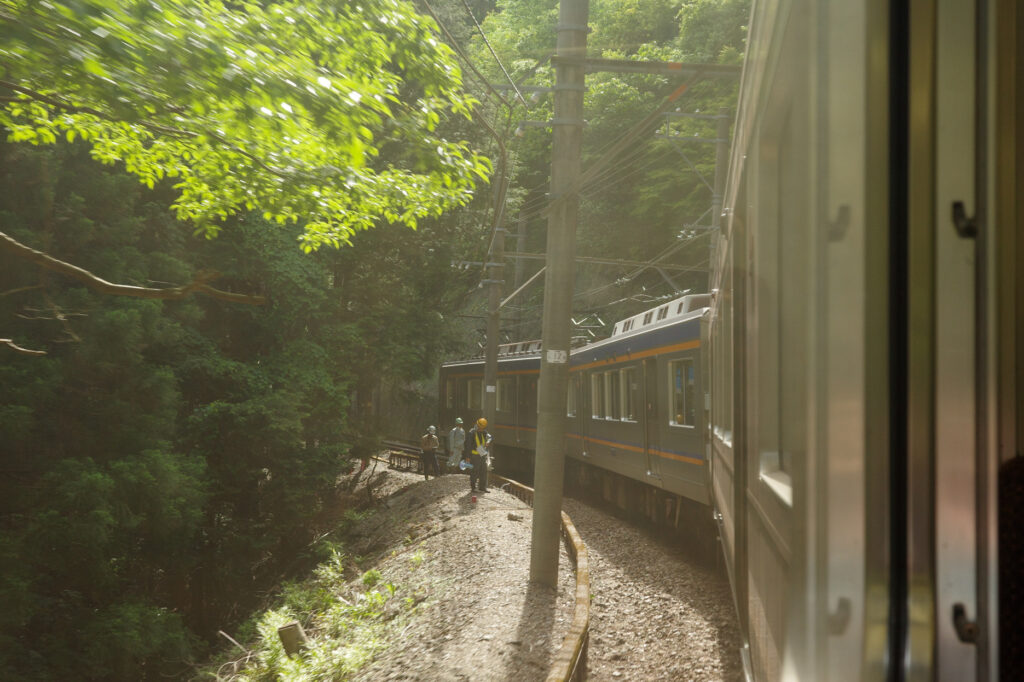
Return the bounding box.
[512,375,521,446]
[579,370,590,454]
[642,357,660,476]
[924,2,1018,679]
[568,372,582,444]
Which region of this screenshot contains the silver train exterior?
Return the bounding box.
[706,0,1020,680]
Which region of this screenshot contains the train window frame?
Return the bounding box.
[467,378,482,410]
[620,367,638,422]
[496,377,513,413]
[590,372,605,419]
[445,377,455,409]
[657,306,669,321]
[605,370,621,419]
[668,358,697,428]
[567,375,577,417]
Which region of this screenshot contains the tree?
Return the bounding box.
[0,137,485,679]
[1,0,491,247]
[0,0,491,345]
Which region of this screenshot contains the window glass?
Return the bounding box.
[467,379,482,410]
[567,375,577,417]
[445,378,455,409]
[657,306,668,320]
[606,371,620,419]
[590,373,604,418]
[620,367,637,421]
[669,359,697,426]
[496,377,513,412]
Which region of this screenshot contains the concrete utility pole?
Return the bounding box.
[530,0,587,587]
[483,225,505,425]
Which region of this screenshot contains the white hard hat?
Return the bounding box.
[428,425,436,434]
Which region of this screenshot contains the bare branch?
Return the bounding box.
[0,230,266,305]
[0,284,43,298]
[0,338,47,356]
[218,630,248,654]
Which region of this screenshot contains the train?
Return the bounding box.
[439,293,715,549]
[704,0,1019,680]
[440,0,1021,680]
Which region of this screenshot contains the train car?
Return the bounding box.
[439,339,543,469]
[439,294,714,529]
[564,294,709,509]
[707,0,1021,680]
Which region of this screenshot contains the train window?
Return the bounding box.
[567,376,577,417]
[620,367,638,421]
[657,306,668,321]
[590,373,604,418]
[445,378,455,409]
[605,371,620,419]
[669,359,697,427]
[643,312,653,325]
[496,377,513,412]
[467,379,482,410]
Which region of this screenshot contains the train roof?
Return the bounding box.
[608,293,710,340]
[442,293,710,369]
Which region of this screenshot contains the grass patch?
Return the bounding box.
[205,550,418,681]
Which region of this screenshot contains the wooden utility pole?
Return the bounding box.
[530,0,587,587]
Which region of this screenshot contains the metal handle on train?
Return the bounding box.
[952,201,978,239]
[952,603,979,644]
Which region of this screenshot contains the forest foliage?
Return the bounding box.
[0,0,748,679]
[1,0,490,248]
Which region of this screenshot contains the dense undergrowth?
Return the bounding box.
[207,546,426,682]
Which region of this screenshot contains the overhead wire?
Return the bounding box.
[513,144,674,225]
[418,0,514,110]
[444,48,718,333]
[458,0,529,107]
[514,141,655,222]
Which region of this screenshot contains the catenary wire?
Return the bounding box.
[459,0,529,107]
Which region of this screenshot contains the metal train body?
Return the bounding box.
[706,0,1020,680]
[439,294,711,511]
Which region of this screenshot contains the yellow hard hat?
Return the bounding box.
[476,417,488,429]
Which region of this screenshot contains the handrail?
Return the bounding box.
[489,473,590,682]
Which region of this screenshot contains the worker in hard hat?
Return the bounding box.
[420,425,440,480]
[462,417,493,493]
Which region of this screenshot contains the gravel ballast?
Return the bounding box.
[338,464,742,681]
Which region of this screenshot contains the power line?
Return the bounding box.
[459,0,528,107]
[418,0,513,110]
